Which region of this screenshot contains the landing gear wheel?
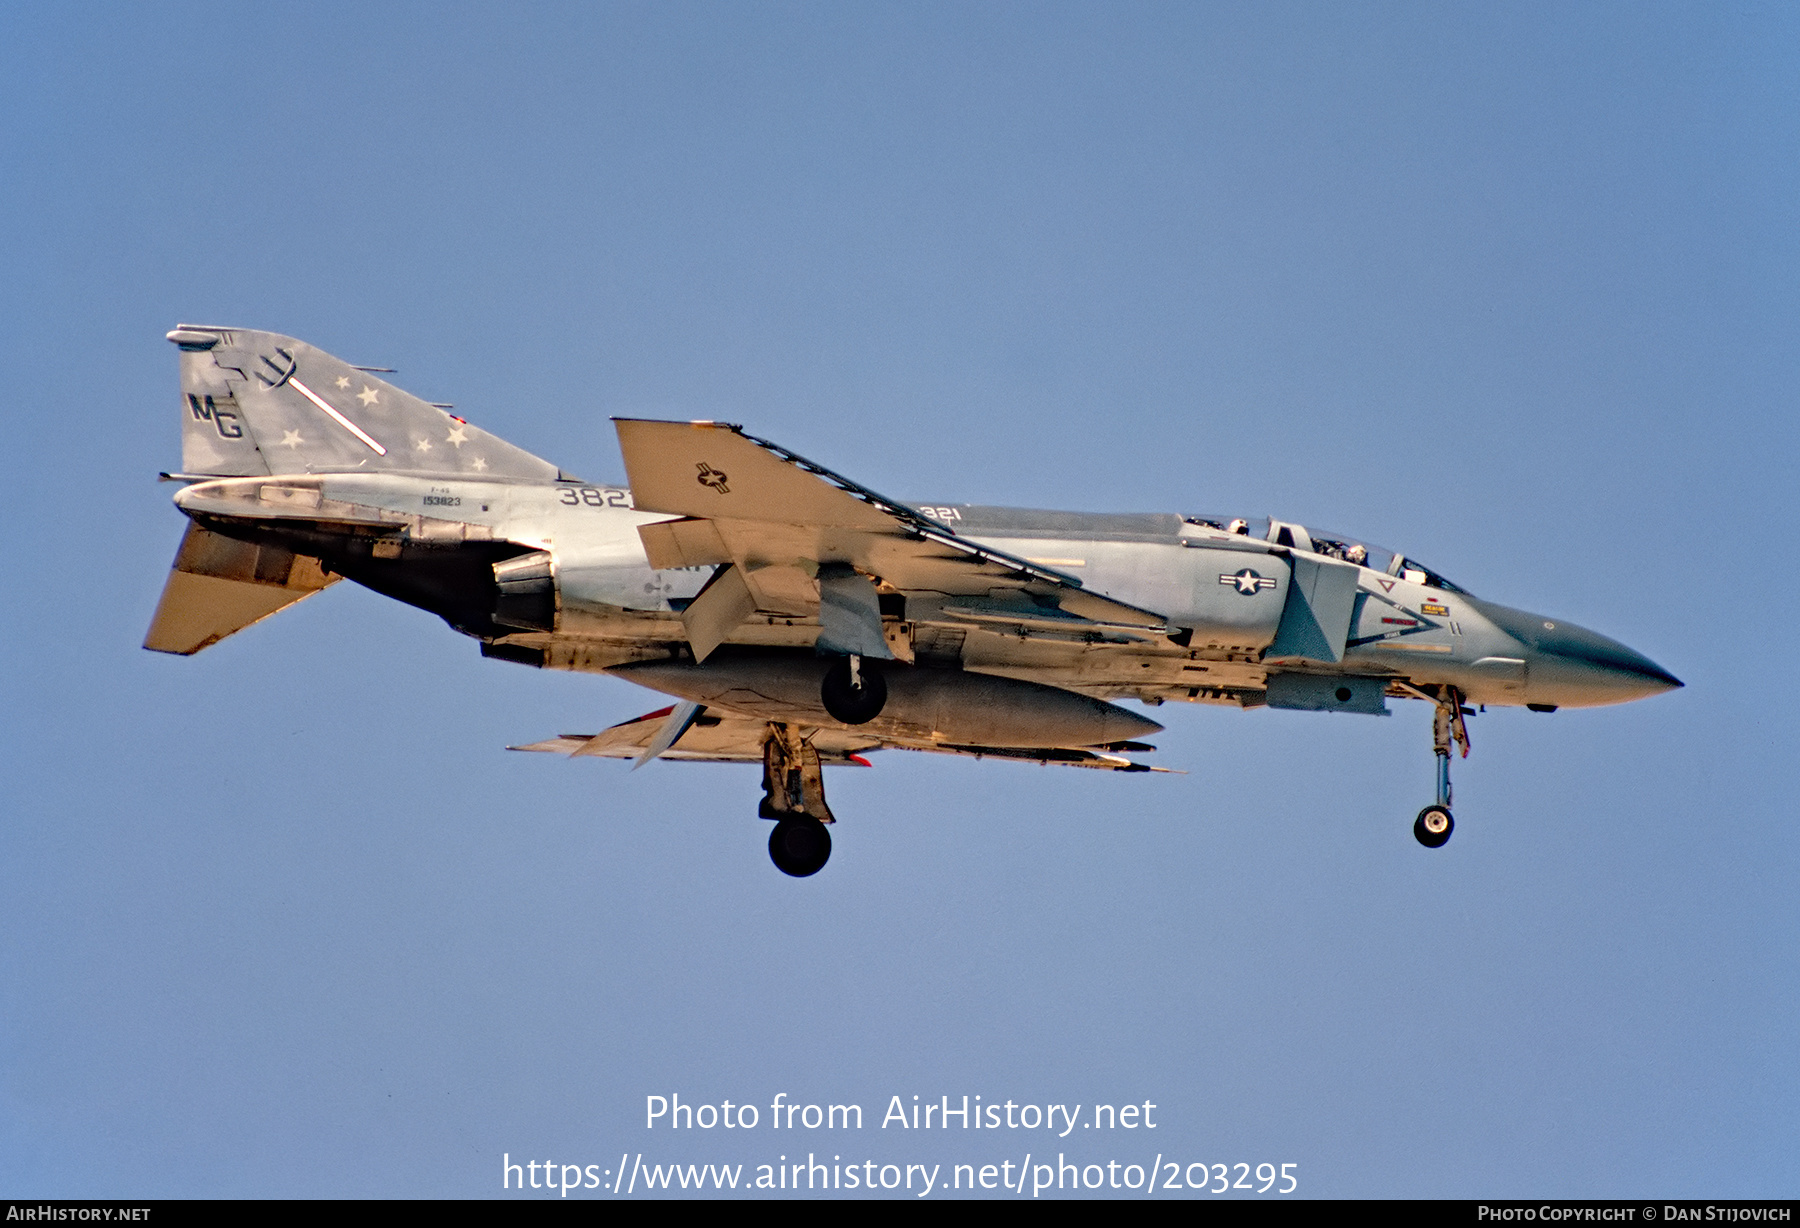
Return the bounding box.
[1414,805,1454,849]
[821,657,887,724]
[769,818,832,877]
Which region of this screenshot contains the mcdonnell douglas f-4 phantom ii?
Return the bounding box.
[146,326,1682,876]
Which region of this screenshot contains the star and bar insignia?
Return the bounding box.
[696,462,731,494]
[1220,568,1276,595]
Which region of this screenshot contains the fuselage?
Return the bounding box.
[169,470,1680,716]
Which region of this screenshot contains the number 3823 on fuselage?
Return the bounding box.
[145,326,1681,876]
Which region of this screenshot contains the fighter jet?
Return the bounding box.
[146,326,1682,875]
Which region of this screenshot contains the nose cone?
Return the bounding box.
[1464,597,1682,708]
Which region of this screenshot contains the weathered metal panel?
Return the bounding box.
[1264,671,1390,715]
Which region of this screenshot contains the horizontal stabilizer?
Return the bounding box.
[143,523,337,655]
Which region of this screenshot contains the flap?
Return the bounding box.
[637,517,733,570]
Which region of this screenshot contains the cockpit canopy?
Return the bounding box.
[1182,515,1466,593]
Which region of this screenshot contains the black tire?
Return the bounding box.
[821,658,887,724]
[769,818,832,877]
[1414,805,1454,849]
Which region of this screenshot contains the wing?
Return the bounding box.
[614,420,1174,661]
[510,707,1172,772]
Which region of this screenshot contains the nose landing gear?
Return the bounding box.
[1414,687,1470,849]
[1414,805,1454,848]
[761,723,835,876]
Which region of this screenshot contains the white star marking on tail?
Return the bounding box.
[357,385,380,406]
[414,437,433,452]
[280,429,304,449]
[335,376,350,390]
[470,456,488,471]
[445,424,468,447]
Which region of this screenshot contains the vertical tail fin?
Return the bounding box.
[166,325,562,480]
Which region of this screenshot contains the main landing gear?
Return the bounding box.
[822,654,886,724]
[761,723,835,877]
[1414,687,1470,849]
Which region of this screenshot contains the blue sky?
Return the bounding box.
[2,1,1795,1198]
